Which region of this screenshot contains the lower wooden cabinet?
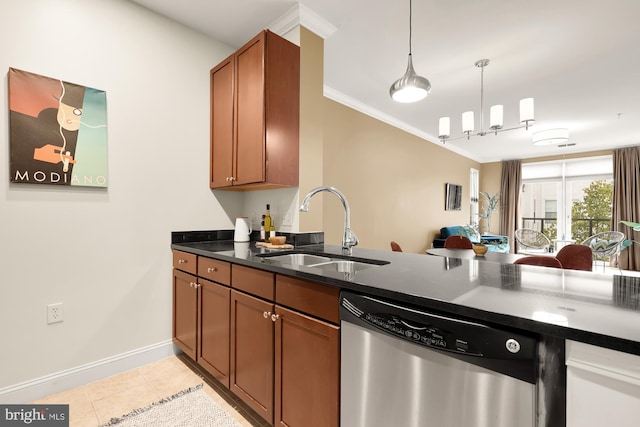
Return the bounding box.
[199,278,231,387]
[173,269,198,360]
[173,252,340,427]
[230,290,340,427]
[275,305,339,427]
[230,290,275,422]
[172,252,231,387]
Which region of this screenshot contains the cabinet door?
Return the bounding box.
[275,305,340,427]
[230,290,274,423]
[234,33,265,186]
[210,55,234,188]
[198,278,230,388]
[173,269,198,360]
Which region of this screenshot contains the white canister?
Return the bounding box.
[234,217,252,242]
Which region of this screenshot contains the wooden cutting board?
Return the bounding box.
[255,241,294,249]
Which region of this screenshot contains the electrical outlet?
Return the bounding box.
[47,303,64,324]
[282,213,293,226]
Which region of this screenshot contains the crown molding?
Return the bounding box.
[300,4,337,39]
[269,3,337,40]
[323,86,481,162]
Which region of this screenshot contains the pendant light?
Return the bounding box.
[389,0,431,103]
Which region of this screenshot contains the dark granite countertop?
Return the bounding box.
[171,231,640,356]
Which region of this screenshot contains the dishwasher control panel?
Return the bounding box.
[340,291,538,383]
[364,312,481,355]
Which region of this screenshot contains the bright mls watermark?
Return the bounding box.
[0,405,69,426]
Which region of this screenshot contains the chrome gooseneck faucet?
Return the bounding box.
[300,186,359,254]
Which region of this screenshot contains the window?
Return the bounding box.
[520,156,613,243]
[545,200,557,218]
[470,168,479,228]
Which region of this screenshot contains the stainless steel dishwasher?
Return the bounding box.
[340,291,538,427]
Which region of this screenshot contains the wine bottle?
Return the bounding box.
[264,205,272,241]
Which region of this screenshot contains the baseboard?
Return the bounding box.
[0,340,178,404]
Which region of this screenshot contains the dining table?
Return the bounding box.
[426,247,524,264]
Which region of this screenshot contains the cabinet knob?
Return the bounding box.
[207,267,217,273]
[178,259,186,264]
[189,282,195,288]
[263,311,271,319]
[271,313,280,322]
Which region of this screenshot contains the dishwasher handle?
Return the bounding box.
[400,319,429,331]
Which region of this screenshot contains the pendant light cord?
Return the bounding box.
[480,62,484,133]
[409,0,413,55]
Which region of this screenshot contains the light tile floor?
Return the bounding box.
[33,354,265,427]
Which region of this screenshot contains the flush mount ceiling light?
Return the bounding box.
[532,128,570,145]
[389,0,431,103]
[438,59,534,143]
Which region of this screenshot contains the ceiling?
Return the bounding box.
[131,0,640,163]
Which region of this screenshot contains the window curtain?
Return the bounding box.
[613,146,640,271]
[500,160,521,254]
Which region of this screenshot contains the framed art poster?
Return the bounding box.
[8,68,108,187]
[445,183,462,211]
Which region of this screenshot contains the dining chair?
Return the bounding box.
[514,228,551,253]
[444,235,473,249]
[555,244,593,271]
[390,241,403,252]
[514,256,563,269]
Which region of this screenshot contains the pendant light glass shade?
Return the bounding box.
[520,98,535,128]
[390,54,431,103]
[490,105,503,130]
[438,117,450,139]
[462,111,474,134]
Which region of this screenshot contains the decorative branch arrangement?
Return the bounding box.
[479,192,499,233]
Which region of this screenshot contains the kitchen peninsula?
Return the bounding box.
[172,230,640,427]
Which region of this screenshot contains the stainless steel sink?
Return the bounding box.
[257,251,389,273]
[306,260,376,273]
[262,253,331,266]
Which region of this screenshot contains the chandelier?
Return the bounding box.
[438,59,534,143]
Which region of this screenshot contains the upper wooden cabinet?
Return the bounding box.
[210,30,300,190]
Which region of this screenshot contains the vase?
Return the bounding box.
[485,213,492,234]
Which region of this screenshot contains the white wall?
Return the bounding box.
[0,0,243,395]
